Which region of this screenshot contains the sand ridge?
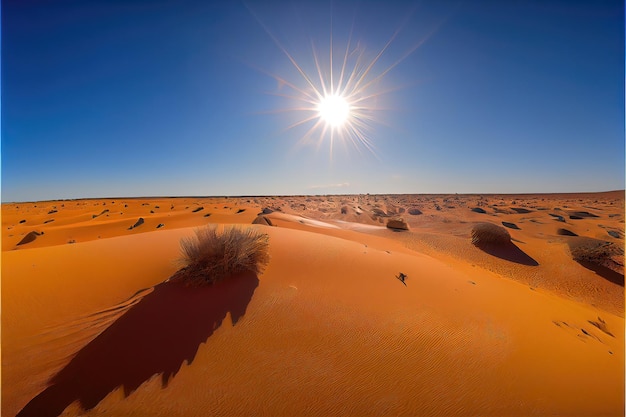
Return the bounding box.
[2,191,624,416]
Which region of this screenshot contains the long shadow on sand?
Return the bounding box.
[17,271,259,417]
[566,237,624,286]
[475,241,539,266]
[577,261,624,286]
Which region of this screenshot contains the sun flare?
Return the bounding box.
[249,4,428,158]
[317,94,350,128]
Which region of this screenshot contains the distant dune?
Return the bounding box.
[3,191,624,416]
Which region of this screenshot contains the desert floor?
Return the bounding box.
[3,191,624,416]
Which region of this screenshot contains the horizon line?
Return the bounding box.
[2,189,624,204]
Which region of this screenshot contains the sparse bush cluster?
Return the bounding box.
[175,225,270,285]
[471,222,511,246]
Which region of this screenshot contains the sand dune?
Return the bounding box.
[2,192,624,416]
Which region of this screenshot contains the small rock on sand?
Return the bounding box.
[471,207,487,214]
[408,208,422,215]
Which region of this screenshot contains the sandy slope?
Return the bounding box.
[2,192,624,416]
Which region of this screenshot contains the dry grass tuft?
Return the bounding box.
[471,222,511,246]
[175,225,270,285]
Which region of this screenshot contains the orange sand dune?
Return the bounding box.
[2,192,624,416]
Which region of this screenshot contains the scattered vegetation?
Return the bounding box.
[175,225,270,285]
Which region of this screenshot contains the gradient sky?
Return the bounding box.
[3,0,624,202]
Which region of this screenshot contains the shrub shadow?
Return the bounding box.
[576,260,624,286]
[18,271,259,417]
[475,241,539,266]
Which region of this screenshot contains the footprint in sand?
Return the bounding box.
[552,320,605,344]
[588,317,614,338]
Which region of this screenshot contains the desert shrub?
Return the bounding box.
[568,238,624,276]
[176,225,270,285]
[471,222,511,246]
[252,215,273,226]
[386,217,409,231]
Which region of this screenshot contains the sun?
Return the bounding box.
[317,94,351,128]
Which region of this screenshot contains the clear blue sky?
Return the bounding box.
[2,0,624,202]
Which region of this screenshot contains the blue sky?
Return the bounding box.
[2,0,624,202]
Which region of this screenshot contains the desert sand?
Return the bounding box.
[2,191,624,416]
